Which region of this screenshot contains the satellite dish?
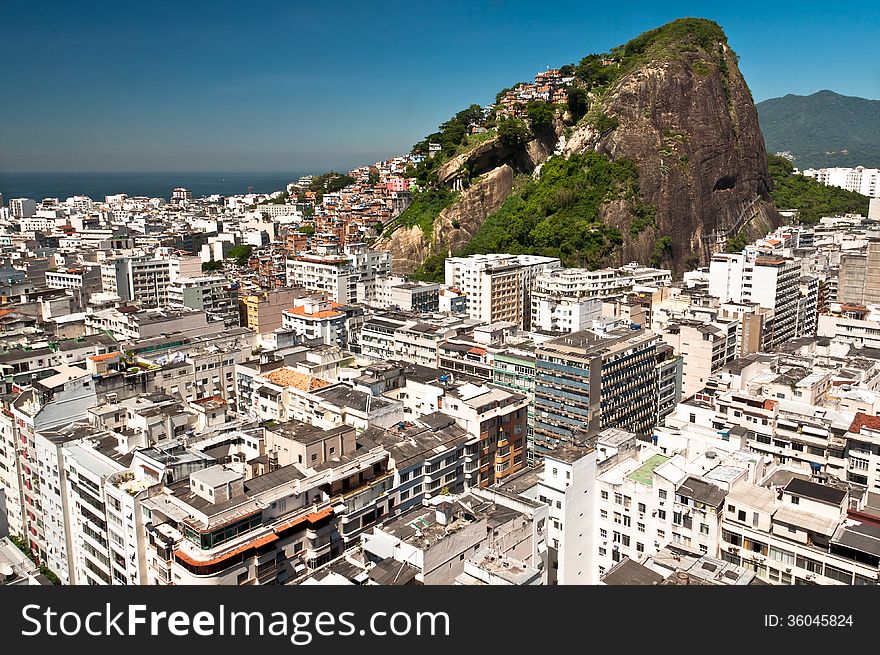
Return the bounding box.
[0,563,13,577]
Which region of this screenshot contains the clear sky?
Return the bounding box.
[2,0,877,173]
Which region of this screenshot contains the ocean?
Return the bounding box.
[0,171,315,202]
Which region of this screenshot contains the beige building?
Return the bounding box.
[239,288,309,334]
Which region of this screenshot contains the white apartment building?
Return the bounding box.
[9,198,37,218]
[802,166,880,197]
[709,253,802,349]
[167,275,238,328]
[531,291,602,334]
[286,244,391,305]
[818,306,880,349]
[101,256,173,308]
[445,254,561,330]
[286,253,357,303]
[535,445,597,584]
[0,403,25,538]
[282,298,347,346]
[721,476,880,585]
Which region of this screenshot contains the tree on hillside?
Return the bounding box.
[497,118,529,148]
[227,244,254,266]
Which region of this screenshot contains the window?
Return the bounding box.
[657,529,665,539]
[824,565,853,584]
[600,529,607,539]
[738,510,746,522]
[722,529,742,546]
[637,522,645,533]
[613,531,621,543]
[613,512,622,524]
[769,546,795,566]
[556,501,562,509]
[699,544,708,554]
[658,489,667,500]
[614,493,623,505]
[796,555,823,575]
[636,542,644,554]
[752,512,759,527]
[657,509,666,520]
[623,516,631,528]
[700,523,709,535]
[600,509,608,520]
[622,535,630,547]
[601,490,609,500]
[638,502,646,513]
[598,547,606,557]
[791,496,799,505]
[553,468,558,476]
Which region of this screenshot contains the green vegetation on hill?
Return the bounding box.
[768,154,870,224]
[227,244,254,266]
[390,188,458,238]
[413,104,485,157]
[411,152,656,281]
[567,18,728,100]
[757,91,880,168]
[309,171,356,195]
[459,153,642,268]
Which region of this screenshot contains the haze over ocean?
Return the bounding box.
[0,171,314,202]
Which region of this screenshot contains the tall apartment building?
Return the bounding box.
[533,326,659,456]
[709,253,802,349]
[9,366,98,583]
[9,198,37,218]
[285,244,391,304]
[492,347,537,465]
[239,288,309,334]
[440,382,529,487]
[801,166,880,196]
[659,318,739,399]
[444,254,561,330]
[101,256,173,308]
[536,444,597,584]
[838,237,880,306]
[167,275,239,328]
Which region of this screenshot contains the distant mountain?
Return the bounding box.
[757,91,880,168]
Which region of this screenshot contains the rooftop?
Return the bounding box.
[626,454,670,486]
[784,478,847,506]
[264,367,330,392]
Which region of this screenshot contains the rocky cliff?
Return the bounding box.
[563,35,779,269]
[377,164,515,273]
[377,18,780,276]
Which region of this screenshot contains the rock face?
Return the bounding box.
[565,43,779,270]
[376,164,515,274]
[379,20,780,276]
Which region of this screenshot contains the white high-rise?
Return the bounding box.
[444,253,561,329]
[801,166,880,197]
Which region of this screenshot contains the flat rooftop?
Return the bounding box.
[626,454,670,486]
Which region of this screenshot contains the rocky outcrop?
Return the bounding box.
[564,42,780,270]
[376,164,515,274]
[382,20,780,276]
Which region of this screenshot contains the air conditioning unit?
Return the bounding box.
[785,567,791,573]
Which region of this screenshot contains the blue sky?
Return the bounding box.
[2,1,877,172]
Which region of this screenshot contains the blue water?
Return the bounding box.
[0,171,315,202]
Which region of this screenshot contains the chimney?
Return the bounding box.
[676,571,689,586]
